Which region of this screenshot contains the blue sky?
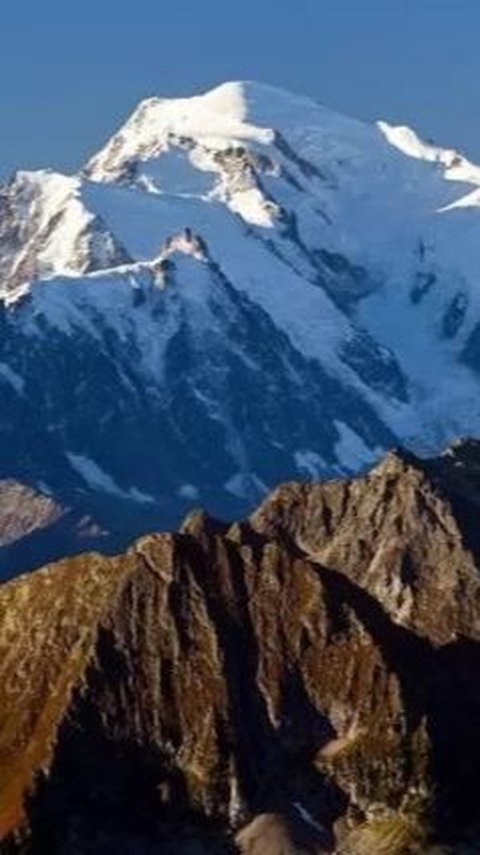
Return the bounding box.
[2,0,480,178]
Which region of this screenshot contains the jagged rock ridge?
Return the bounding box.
[2,443,480,853]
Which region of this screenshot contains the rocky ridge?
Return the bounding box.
[2,443,480,852]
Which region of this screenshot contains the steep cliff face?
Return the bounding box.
[2,445,480,853]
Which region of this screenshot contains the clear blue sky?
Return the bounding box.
[2,0,480,179]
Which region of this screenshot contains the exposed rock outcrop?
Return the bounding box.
[2,444,480,852]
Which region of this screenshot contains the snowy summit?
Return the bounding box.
[2,80,480,553]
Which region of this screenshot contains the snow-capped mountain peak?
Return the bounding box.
[0,168,131,301]
[84,81,313,181]
[3,81,480,562]
[6,80,480,297]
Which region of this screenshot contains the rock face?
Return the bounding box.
[2,443,480,853]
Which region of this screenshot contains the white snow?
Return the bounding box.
[9,171,91,276]
[67,452,155,503]
[293,802,326,834]
[377,120,480,185]
[5,80,480,470]
[129,487,156,505]
[334,422,380,472]
[225,472,266,500]
[177,484,199,500]
[86,82,276,182]
[294,450,326,479]
[0,363,24,395]
[135,150,216,197]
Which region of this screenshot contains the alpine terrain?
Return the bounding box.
[2,80,480,572]
[3,441,480,853]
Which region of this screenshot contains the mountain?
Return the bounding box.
[3,80,480,572]
[3,442,480,853]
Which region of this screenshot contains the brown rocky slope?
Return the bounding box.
[2,442,480,853]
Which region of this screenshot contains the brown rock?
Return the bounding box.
[2,445,480,852]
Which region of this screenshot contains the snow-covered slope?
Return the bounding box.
[2,80,480,558]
